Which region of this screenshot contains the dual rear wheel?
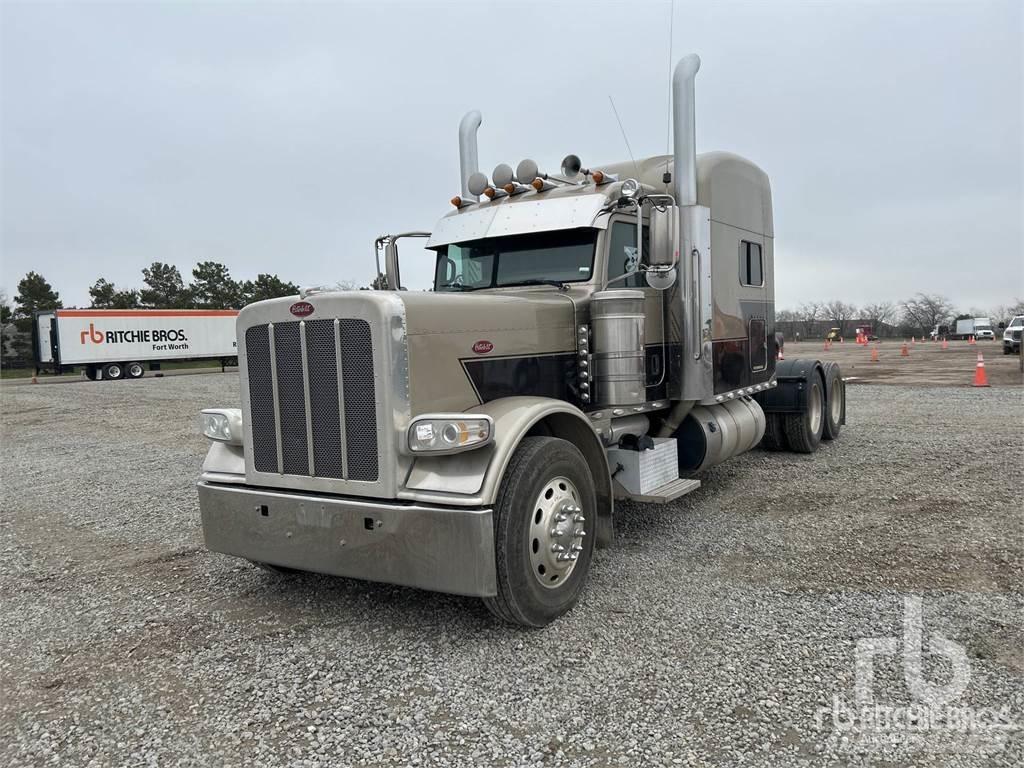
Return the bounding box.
[761,362,844,453]
[85,362,145,381]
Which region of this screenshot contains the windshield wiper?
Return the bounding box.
[438,283,485,291]
[500,279,569,291]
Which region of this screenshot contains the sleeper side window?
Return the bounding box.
[740,241,763,287]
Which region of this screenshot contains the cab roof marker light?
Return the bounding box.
[591,170,618,186]
[503,182,530,196]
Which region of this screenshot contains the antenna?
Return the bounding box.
[664,0,674,183]
[608,95,639,179]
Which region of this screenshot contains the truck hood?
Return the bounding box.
[399,291,579,413]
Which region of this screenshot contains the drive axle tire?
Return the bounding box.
[103,363,124,381]
[822,362,844,441]
[760,413,788,451]
[784,373,824,453]
[483,436,596,628]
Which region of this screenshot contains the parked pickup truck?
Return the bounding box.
[1003,315,1023,355]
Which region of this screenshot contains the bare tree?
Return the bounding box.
[861,301,897,336]
[824,300,859,337]
[900,293,955,336]
[796,301,823,338]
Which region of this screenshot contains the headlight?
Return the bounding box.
[199,408,243,445]
[408,414,493,454]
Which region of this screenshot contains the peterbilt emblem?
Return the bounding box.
[289,301,314,317]
[472,340,494,354]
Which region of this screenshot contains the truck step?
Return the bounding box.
[615,477,701,503]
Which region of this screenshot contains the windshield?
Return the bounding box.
[432,229,596,291]
[977,325,992,331]
[1009,317,1024,328]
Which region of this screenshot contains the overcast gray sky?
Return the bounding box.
[2,0,1022,311]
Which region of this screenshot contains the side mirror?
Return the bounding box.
[648,205,680,268]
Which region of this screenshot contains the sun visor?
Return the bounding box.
[426,195,609,248]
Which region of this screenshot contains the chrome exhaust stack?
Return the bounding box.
[672,54,700,205]
[458,110,483,201]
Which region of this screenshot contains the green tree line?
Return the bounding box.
[4,262,302,332]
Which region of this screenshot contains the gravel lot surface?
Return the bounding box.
[2,373,1022,766]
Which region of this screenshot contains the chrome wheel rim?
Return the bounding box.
[829,379,842,424]
[128,363,143,377]
[528,476,585,589]
[107,365,122,379]
[808,382,822,434]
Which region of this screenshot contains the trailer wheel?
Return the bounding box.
[483,436,596,627]
[784,374,824,453]
[760,413,788,451]
[85,365,98,381]
[126,361,145,379]
[822,362,844,440]
[103,363,124,381]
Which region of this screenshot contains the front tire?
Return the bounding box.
[784,372,825,453]
[483,436,596,627]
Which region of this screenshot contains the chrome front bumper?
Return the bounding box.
[198,482,496,597]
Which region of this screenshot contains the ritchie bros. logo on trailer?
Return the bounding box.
[79,322,189,345]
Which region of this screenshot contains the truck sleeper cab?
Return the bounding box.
[197,54,846,626]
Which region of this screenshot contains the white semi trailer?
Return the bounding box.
[34,309,239,380]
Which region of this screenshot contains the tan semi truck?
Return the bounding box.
[196,54,846,626]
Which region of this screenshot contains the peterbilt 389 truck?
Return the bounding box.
[197,54,846,626]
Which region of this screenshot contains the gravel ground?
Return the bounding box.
[1,373,1022,767]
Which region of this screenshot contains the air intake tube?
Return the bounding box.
[675,397,766,474]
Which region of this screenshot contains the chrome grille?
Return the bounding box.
[246,319,378,482]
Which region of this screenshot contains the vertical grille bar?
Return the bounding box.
[305,319,344,479]
[339,319,378,482]
[299,321,316,476]
[245,325,278,473]
[267,324,284,474]
[274,322,310,475]
[334,319,349,479]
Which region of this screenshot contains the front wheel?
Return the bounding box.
[483,436,596,627]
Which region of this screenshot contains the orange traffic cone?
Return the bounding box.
[941,338,948,350]
[969,335,976,345]
[871,347,879,362]
[912,336,917,344]
[777,348,785,361]
[973,352,990,387]
[901,342,910,357]
[31,375,39,384]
